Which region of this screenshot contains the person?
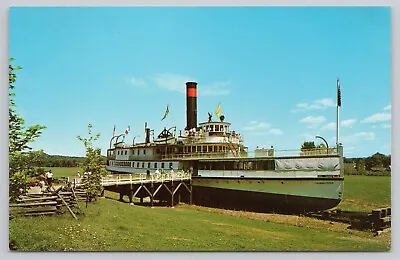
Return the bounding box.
[170,166,174,174]
[83,171,88,179]
[155,168,160,175]
[45,170,53,187]
[77,171,81,178]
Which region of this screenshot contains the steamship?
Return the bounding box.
[106,82,344,213]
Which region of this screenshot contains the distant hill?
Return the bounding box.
[36,152,107,167]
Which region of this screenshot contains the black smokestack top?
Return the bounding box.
[186,82,197,130]
[145,128,150,144]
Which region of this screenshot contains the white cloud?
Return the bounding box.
[243,121,271,131]
[381,123,391,129]
[383,104,391,110]
[296,103,308,108]
[151,73,230,96]
[315,98,336,107]
[268,128,283,135]
[243,121,282,135]
[300,116,327,124]
[300,133,314,141]
[353,132,376,141]
[152,73,194,94]
[321,122,336,131]
[341,119,357,127]
[361,113,391,123]
[128,77,147,87]
[201,81,231,96]
[292,98,335,113]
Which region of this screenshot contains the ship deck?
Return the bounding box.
[100,172,191,186]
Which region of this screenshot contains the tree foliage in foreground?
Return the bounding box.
[77,124,107,200]
[9,58,46,201]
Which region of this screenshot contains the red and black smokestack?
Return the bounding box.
[186,81,197,130]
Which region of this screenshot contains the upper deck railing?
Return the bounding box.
[160,147,339,160]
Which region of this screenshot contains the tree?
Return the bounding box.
[77,124,107,200]
[9,58,46,201]
[365,152,388,171]
[301,141,316,151]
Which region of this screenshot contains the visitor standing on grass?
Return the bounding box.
[45,170,53,187]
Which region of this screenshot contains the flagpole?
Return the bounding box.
[336,100,339,147]
[336,78,341,149]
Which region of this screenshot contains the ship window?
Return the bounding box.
[246,162,253,170]
[161,162,165,169]
[137,150,140,155]
[142,162,144,168]
[208,146,212,152]
[215,125,220,131]
[148,162,150,168]
[239,161,244,170]
[136,162,139,167]
[144,149,146,155]
[154,163,158,169]
[169,162,173,168]
[233,161,239,170]
[125,150,127,155]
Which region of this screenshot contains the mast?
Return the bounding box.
[336,78,341,148]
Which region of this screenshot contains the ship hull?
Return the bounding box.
[192,176,343,213]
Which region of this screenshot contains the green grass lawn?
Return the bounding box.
[338,175,391,212]
[9,194,390,252]
[46,167,83,178]
[9,168,391,251]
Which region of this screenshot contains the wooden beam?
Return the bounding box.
[142,184,153,198]
[172,183,182,195]
[162,184,172,195]
[51,187,78,221]
[16,196,58,202]
[10,201,57,207]
[71,187,82,214]
[153,183,164,197]
[132,185,143,198]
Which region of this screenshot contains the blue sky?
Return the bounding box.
[9,7,391,158]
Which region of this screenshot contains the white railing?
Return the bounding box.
[100,171,191,186]
[161,148,339,160]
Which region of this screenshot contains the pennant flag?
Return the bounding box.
[112,125,116,137]
[215,103,221,118]
[125,126,130,135]
[337,78,341,107]
[161,105,169,121]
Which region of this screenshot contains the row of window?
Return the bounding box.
[113,161,174,169]
[183,145,235,153]
[115,149,148,156]
[198,160,275,171]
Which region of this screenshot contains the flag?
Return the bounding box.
[216,103,221,118]
[337,78,341,107]
[112,125,116,137]
[125,126,130,135]
[161,105,169,121]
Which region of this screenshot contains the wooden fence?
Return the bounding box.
[9,187,87,219]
